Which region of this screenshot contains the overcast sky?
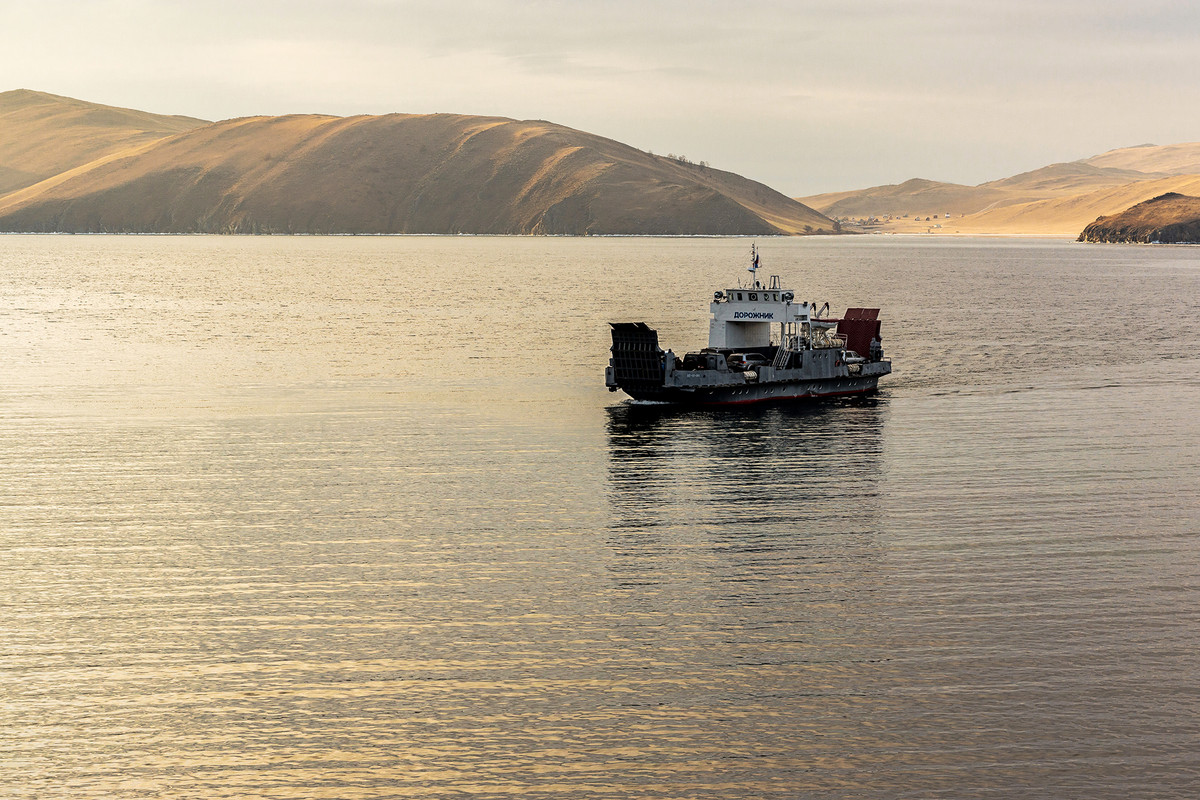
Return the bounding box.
[5,0,1199,195]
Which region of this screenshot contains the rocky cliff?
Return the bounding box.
[1077,192,1200,243]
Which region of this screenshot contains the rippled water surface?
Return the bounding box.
[2,235,1198,798]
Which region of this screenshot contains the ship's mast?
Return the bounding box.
[747,243,761,288]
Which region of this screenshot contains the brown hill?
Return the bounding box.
[800,159,1171,222]
[1077,192,1200,243]
[797,142,1200,235]
[977,161,1168,198]
[947,174,1200,235]
[0,89,207,196]
[800,178,1007,219]
[0,97,832,236]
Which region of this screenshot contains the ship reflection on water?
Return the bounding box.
[603,397,890,602]
[598,398,903,789]
[606,397,887,534]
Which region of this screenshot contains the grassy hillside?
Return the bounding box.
[977,162,1168,198]
[0,94,833,236]
[800,161,1172,222]
[0,89,207,195]
[799,178,1008,219]
[798,142,1200,233]
[951,175,1200,235]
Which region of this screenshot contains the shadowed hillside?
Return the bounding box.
[0,94,833,236]
[0,89,207,195]
[1078,192,1200,243]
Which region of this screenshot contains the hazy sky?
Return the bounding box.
[5,0,1200,195]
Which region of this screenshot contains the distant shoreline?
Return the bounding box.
[0,229,1090,240]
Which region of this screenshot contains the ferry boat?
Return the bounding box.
[605,245,890,405]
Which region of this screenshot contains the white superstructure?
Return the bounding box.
[708,275,809,350]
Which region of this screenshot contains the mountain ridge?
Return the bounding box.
[798,142,1200,234]
[0,90,832,236]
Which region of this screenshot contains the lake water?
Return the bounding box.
[2,235,1198,798]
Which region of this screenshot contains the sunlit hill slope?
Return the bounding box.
[800,142,1200,235]
[0,91,832,236]
[0,89,207,196]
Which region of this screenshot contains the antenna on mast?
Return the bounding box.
[748,243,761,288]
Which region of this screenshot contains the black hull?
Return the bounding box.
[620,376,883,406]
[607,319,891,407]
